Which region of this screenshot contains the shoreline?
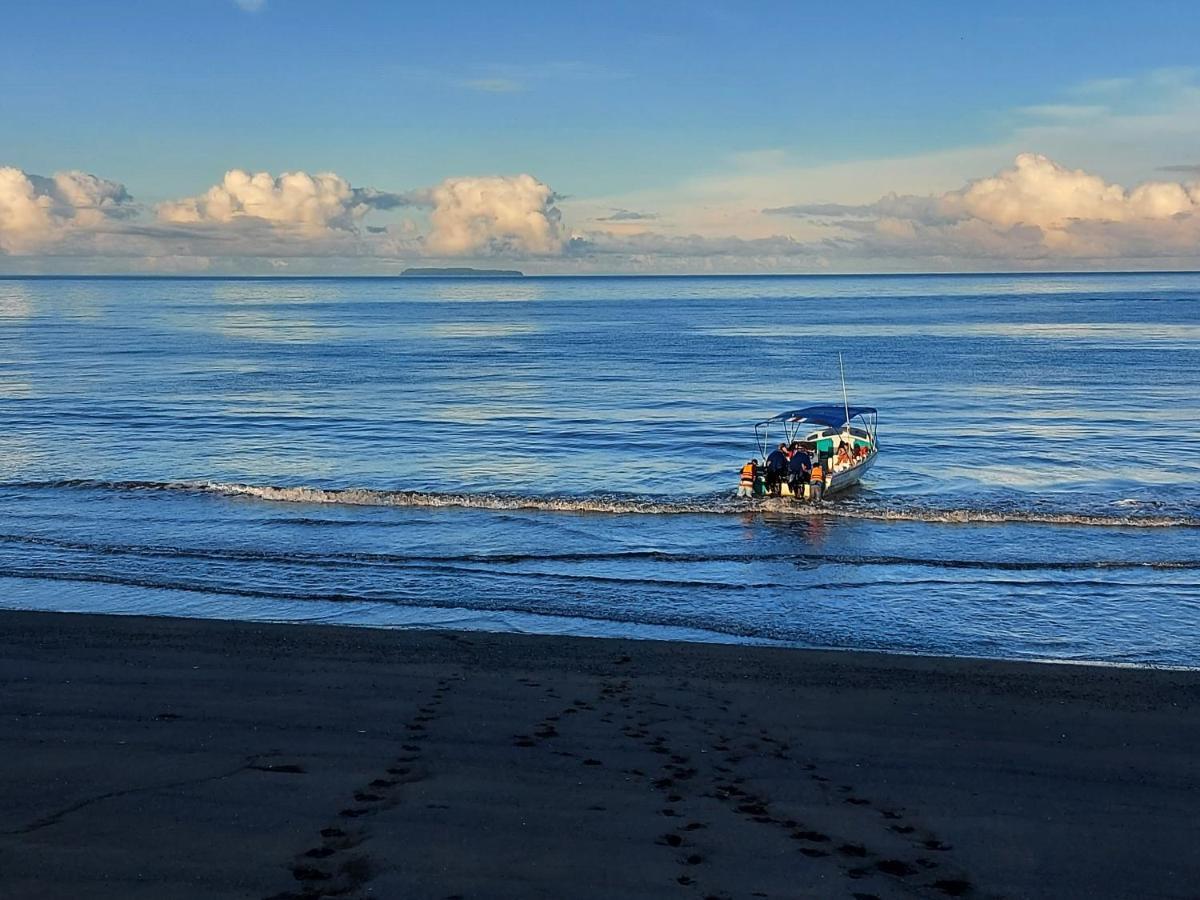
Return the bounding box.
[6,598,1198,673]
[2,608,1198,898]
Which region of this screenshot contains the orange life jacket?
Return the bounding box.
[739,463,756,484]
[811,464,824,481]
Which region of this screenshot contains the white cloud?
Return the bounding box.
[3,165,567,266]
[770,153,1200,262]
[157,169,400,233]
[426,174,564,256]
[943,152,1200,230]
[233,0,265,12]
[153,170,561,258]
[0,166,133,254]
[0,168,55,252]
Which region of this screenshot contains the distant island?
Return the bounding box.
[400,267,524,277]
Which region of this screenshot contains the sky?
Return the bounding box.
[2,0,1200,274]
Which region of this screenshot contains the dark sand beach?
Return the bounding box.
[1,610,1197,900]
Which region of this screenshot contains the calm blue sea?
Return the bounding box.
[1,274,1198,665]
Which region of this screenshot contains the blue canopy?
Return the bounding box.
[760,405,877,428]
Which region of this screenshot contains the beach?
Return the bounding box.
[1,611,1197,899]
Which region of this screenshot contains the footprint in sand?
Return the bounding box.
[290,865,331,884]
[933,878,972,896]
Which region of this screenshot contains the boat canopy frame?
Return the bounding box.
[754,405,878,460]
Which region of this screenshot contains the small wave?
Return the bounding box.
[826,506,1200,529]
[210,482,749,515]
[3,478,1198,528]
[1,531,1197,572]
[0,567,775,643]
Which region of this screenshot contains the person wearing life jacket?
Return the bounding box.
[834,443,852,471]
[808,460,825,502]
[737,459,758,498]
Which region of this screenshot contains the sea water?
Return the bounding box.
[1,273,1197,665]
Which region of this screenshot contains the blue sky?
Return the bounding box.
[3,1,1200,272]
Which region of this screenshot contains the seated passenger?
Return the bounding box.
[834,444,851,470]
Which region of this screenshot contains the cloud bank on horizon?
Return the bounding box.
[768,153,1200,263]
[3,154,1200,273]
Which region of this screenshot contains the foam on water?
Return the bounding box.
[7,478,1198,528]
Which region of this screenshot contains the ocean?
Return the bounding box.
[1,273,1197,666]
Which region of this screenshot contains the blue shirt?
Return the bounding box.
[788,450,812,474]
[765,449,789,474]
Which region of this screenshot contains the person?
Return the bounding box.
[787,443,812,494]
[809,460,825,501]
[737,459,757,497]
[764,443,789,494]
[835,443,851,470]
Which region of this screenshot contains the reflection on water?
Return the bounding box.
[427,322,540,339]
[702,322,1200,343]
[403,279,552,303]
[0,282,33,319]
[0,435,45,477]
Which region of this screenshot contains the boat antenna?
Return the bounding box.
[839,351,851,430]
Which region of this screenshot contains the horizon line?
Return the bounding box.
[3,269,1200,281]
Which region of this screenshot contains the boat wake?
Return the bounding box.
[6,479,1199,528]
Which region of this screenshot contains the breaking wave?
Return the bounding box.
[4,479,1198,528]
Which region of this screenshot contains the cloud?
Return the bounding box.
[100,169,565,261]
[2,165,566,265]
[568,229,811,259]
[768,153,1200,261]
[0,166,135,254]
[155,169,567,258]
[943,153,1199,229]
[394,61,625,96]
[1160,163,1200,175]
[426,174,565,256]
[765,194,948,223]
[594,209,659,222]
[157,170,409,234]
[233,0,265,12]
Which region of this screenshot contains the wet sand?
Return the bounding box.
[1,610,1198,899]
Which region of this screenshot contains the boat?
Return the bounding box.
[752,404,879,500]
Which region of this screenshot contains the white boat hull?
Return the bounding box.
[818,450,877,499]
